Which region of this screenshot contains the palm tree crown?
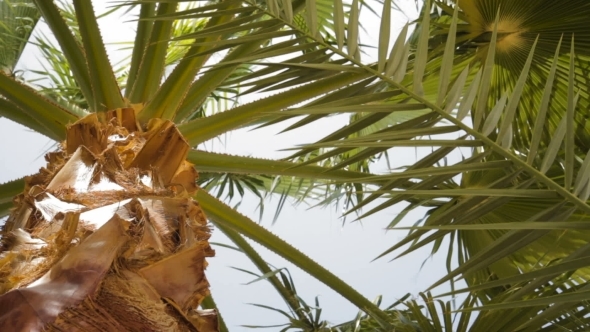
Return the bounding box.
[1,0,590,330]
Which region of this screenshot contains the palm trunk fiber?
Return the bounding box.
[0,110,218,331]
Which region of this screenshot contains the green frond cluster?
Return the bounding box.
[2,0,590,330]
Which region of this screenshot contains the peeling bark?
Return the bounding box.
[0,110,217,331]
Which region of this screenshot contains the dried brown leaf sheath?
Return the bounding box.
[0,111,217,331]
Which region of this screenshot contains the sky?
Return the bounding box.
[0,0,470,330]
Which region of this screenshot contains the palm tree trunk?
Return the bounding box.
[0,109,217,331]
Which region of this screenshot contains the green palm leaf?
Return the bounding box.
[0,0,40,75]
[3,0,590,330]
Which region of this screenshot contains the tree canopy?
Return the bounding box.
[1,0,590,330]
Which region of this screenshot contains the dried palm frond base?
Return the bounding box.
[0,109,217,331]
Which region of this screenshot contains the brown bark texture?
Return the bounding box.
[0,109,218,331]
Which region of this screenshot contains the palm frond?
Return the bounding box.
[0,0,40,75]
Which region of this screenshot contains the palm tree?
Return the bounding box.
[1,0,590,331]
